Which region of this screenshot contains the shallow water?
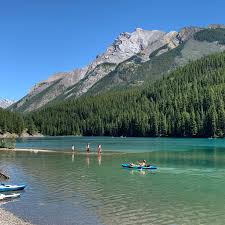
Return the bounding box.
[16,136,225,153]
[1,137,225,224]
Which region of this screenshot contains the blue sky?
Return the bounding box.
[0,0,224,100]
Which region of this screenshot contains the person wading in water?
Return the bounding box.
[98,144,102,154]
[86,143,90,153]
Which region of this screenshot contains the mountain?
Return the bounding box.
[28,51,225,137]
[0,98,15,109]
[11,24,225,112]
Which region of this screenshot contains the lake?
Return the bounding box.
[1,137,225,225]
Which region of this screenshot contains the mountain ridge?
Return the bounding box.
[10,24,225,112]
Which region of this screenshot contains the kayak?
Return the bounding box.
[0,184,26,192]
[0,193,20,200]
[122,163,157,170]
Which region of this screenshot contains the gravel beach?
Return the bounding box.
[0,208,33,225]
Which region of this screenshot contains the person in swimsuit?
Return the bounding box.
[97,144,102,154]
[86,143,90,153]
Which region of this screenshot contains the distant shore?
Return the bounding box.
[0,132,44,139]
[0,208,33,225]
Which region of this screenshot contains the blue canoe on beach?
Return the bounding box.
[0,184,26,192]
[122,163,157,170]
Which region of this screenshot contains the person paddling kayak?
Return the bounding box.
[129,160,149,167]
[139,160,147,167]
[123,162,157,170]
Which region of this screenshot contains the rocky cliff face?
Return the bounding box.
[15,68,88,111]
[0,98,15,109]
[11,25,225,112]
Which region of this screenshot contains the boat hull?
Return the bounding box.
[0,184,26,192]
[0,193,20,200]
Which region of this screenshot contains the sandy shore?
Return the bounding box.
[0,148,125,155]
[0,148,59,153]
[0,208,33,225]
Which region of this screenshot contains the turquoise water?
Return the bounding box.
[16,136,225,152]
[1,137,225,224]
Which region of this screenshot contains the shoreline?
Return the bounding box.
[0,208,33,225]
[0,148,126,155]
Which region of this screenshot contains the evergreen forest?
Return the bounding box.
[2,52,225,137]
[23,51,225,138]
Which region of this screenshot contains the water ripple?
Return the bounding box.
[1,151,225,225]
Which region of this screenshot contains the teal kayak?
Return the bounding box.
[122,163,157,170]
[0,184,26,192]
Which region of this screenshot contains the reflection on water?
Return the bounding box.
[86,153,90,167]
[71,153,75,162]
[98,154,102,166]
[2,138,225,224]
[126,168,157,176]
[130,169,146,175]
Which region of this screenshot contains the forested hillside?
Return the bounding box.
[0,108,39,136]
[0,109,25,135]
[27,51,225,137]
[194,28,225,44]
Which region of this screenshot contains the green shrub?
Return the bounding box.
[0,138,16,149]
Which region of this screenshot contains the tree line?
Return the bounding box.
[0,108,24,135]
[0,108,37,136]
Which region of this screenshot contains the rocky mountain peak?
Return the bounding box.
[0,98,15,109]
[177,26,202,42]
[98,29,166,62]
[85,28,166,73]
